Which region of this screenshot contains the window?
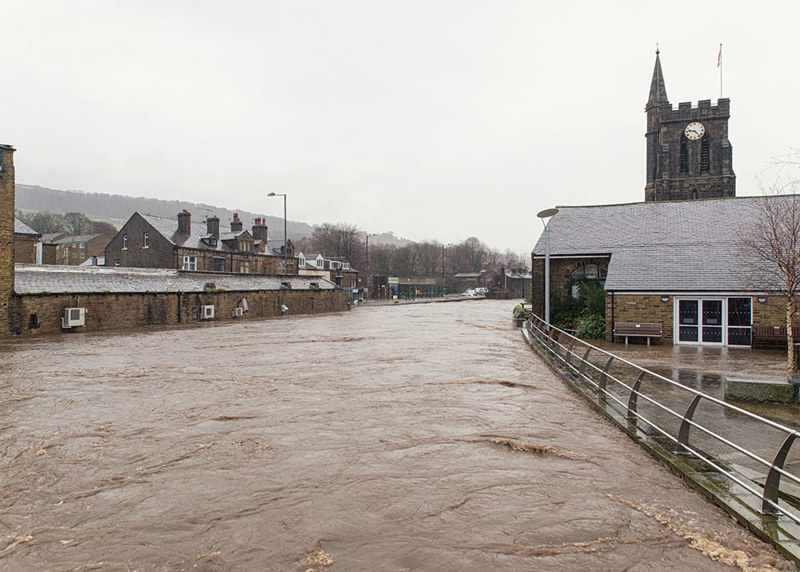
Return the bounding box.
[212,257,226,272]
[114,259,120,267]
[680,137,688,173]
[569,263,607,298]
[143,232,149,248]
[183,255,197,271]
[239,261,251,273]
[122,234,128,250]
[701,137,710,172]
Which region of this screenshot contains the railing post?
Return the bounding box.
[627,371,647,423]
[678,394,703,448]
[578,347,592,377]
[763,433,798,515]
[598,356,614,395]
[565,338,576,367]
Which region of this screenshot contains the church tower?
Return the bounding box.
[645,51,735,201]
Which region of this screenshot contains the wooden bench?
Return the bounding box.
[613,322,662,345]
[752,326,800,349]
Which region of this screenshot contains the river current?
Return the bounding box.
[0,300,791,570]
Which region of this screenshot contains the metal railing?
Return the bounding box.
[524,313,800,524]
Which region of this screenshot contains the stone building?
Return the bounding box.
[645,50,735,202]
[51,233,108,265]
[531,52,793,348]
[105,211,297,275]
[531,198,792,347]
[14,218,40,264]
[0,145,348,337]
[0,145,15,336]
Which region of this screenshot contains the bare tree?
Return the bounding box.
[63,212,93,235]
[15,210,66,234]
[90,220,119,239]
[311,222,365,269]
[739,181,800,379]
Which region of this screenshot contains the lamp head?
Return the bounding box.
[537,208,559,219]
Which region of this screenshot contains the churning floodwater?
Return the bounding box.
[0,300,792,570]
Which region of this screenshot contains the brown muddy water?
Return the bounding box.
[0,300,793,570]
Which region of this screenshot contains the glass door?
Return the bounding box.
[677,298,726,345]
[678,300,699,342]
[701,300,723,343]
[727,298,752,346]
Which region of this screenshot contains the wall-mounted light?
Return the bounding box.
[757,296,767,303]
[660,295,670,303]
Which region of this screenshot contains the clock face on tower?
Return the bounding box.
[684,122,705,140]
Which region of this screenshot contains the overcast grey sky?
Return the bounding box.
[4,1,799,254]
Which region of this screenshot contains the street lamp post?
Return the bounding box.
[268,192,287,274]
[537,208,559,327]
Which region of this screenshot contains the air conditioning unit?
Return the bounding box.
[61,307,86,329]
[232,307,244,317]
[201,305,215,320]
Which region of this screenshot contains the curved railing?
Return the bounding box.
[524,313,800,524]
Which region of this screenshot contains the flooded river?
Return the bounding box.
[0,300,792,570]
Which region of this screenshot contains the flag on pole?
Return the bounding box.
[717,44,722,67]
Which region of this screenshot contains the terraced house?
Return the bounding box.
[106,211,297,275]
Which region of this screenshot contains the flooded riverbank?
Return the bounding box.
[0,300,792,570]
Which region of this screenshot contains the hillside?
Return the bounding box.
[15,184,410,246]
[15,184,312,240]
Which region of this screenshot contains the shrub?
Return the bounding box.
[576,313,606,339]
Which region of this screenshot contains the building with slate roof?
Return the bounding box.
[0,146,350,337]
[13,218,40,264]
[105,211,298,275]
[530,52,790,348]
[51,233,108,265]
[531,196,795,347]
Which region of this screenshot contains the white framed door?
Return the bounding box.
[675,297,751,346]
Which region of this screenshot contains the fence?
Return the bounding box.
[523,313,800,533]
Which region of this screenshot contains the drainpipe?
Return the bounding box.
[610,291,615,342]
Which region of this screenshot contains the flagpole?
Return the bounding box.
[718,43,723,98]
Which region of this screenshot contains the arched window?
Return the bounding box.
[700,136,710,172]
[680,137,688,173]
[570,263,608,298]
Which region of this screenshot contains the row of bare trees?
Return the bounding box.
[293,222,528,279]
[16,211,118,239]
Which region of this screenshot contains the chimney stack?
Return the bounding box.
[251,217,268,242]
[177,210,191,234]
[206,215,220,238]
[230,212,243,233]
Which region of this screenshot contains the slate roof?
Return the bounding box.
[531,196,772,292]
[14,264,337,294]
[41,232,67,243]
[51,234,105,245]
[14,218,40,236]
[140,213,239,253]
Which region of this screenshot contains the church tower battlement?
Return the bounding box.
[645,51,735,202]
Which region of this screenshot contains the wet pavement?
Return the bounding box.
[0,300,794,570]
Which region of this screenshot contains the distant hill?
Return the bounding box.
[15,184,410,246]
